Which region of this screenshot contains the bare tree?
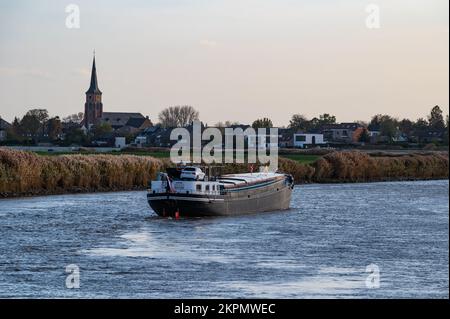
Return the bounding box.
[214,120,240,127]
[158,105,199,128]
[63,112,84,123]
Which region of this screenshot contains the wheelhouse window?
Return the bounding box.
[196,184,202,192]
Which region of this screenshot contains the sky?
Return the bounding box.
[0,0,448,126]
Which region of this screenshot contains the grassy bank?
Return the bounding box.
[280,154,320,164]
[0,148,448,197]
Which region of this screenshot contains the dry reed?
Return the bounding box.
[0,148,448,197]
[0,148,164,197]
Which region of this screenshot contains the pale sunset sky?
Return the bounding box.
[0,0,448,126]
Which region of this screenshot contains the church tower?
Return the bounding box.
[84,55,103,127]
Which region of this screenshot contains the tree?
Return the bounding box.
[158,105,199,128]
[380,115,398,142]
[428,105,445,131]
[46,116,62,140]
[318,113,336,125]
[20,113,41,137]
[414,118,428,131]
[64,128,88,146]
[18,109,49,139]
[371,115,398,142]
[3,117,24,143]
[358,129,371,143]
[92,122,112,138]
[26,108,49,124]
[307,113,337,130]
[308,117,320,130]
[288,114,309,131]
[398,119,414,136]
[63,112,84,124]
[214,120,240,127]
[252,118,273,129]
[369,114,383,128]
[27,109,49,136]
[11,117,22,135]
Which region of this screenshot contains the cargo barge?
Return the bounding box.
[147,166,294,217]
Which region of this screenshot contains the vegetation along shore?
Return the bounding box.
[0,148,448,198]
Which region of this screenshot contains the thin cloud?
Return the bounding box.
[0,67,53,79]
[72,67,91,77]
[199,39,218,47]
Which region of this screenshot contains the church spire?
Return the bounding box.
[86,54,102,94]
[84,52,103,127]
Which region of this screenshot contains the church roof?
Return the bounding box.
[101,112,144,127]
[126,117,148,128]
[86,56,102,95]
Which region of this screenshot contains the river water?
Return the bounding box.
[0,180,448,298]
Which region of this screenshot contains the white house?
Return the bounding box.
[115,137,127,149]
[134,135,147,146]
[293,133,325,148]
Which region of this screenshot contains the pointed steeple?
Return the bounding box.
[86,54,102,94]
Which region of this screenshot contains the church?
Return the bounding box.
[83,55,152,134]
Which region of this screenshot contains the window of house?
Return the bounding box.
[342,130,348,137]
[295,135,306,142]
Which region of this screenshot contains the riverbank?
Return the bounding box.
[0,148,448,198]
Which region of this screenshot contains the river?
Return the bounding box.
[0,180,448,298]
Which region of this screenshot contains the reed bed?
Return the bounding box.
[0,148,448,197]
[0,148,164,197]
[193,151,448,183]
[312,151,449,183]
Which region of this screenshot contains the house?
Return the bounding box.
[0,117,11,142]
[115,137,126,148]
[106,114,153,134]
[136,126,173,147]
[414,130,445,144]
[278,128,294,148]
[293,132,325,148]
[91,132,115,146]
[322,123,365,144]
[367,124,380,143]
